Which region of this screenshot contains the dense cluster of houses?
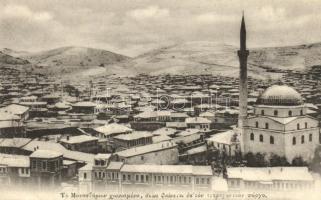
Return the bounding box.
[0,65,319,193]
[1,17,321,194]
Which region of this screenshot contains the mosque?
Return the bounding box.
[237,15,320,163]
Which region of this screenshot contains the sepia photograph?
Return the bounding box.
[0,0,321,199]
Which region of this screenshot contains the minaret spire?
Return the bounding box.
[238,12,249,138]
[240,12,246,51]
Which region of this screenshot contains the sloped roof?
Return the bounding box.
[227,167,313,181]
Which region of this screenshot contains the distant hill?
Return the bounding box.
[0,51,30,65]
[4,41,321,80]
[118,41,321,79]
[1,48,29,57]
[23,46,130,67]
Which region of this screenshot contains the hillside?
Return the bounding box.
[0,51,30,65]
[1,48,29,57]
[119,41,321,79]
[23,46,130,67]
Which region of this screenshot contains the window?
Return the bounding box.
[270,136,274,144]
[128,174,131,181]
[300,110,303,116]
[136,175,139,181]
[95,160,100,166]
[141,175,144,182]
[274,110,278,116]
[255,121,258,128]
[250,133,254,141]
[289,111,292,116]
[141,156,144,161]
[265,123,269,129]
[42,161,46,170]
[261,110,265,116]
[123,174,126,181]
[309,134,312,142]
[301,135,305,144]
[84,173,87,179]
[259,135,264,142]
[21,168,24,174]
[305,122,308,129]
[293,137,296,145]
[196,178,199,184]
[297,123,300,130]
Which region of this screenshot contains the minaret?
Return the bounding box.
[238,13,249,140]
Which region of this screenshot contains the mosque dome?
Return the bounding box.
[256,85,304,106]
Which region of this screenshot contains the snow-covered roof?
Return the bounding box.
[72,101,97,107]
[227,167,314,181]
[106,161,124,170]
[116,141,177,158]
[0,104,29,115]
[94,123,132,136]
[114,131,153,141]
[152,127,177,136]
[22,140,95,163]
[95,153,111,160]
[120,164,212,176]
[176,129,200,137]
[200,111,215,117]
[152,135,172,143]
[206,130,238,145]
[0,138,32,148]
[60,135,98,144]
[185,117,211,124]
[30,149,63,159]
[186,145,207,155]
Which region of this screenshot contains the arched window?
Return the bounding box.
[274,110,278,116]
[261,110,265,116]
[255,121,259,128]
[301,135,305,144]
[265,123,269,129]
[300,110,303,116]
[309,134,312,142]
[259,134,264,142]
[297,123,300,130]
[250,133,254,141]
[305,122,307,129]
[270,136,274,144]
[289,110,292,116]
[292,137,296,145]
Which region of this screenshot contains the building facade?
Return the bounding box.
[243,85,320,162]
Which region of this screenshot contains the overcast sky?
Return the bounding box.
[1,0,321,57]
